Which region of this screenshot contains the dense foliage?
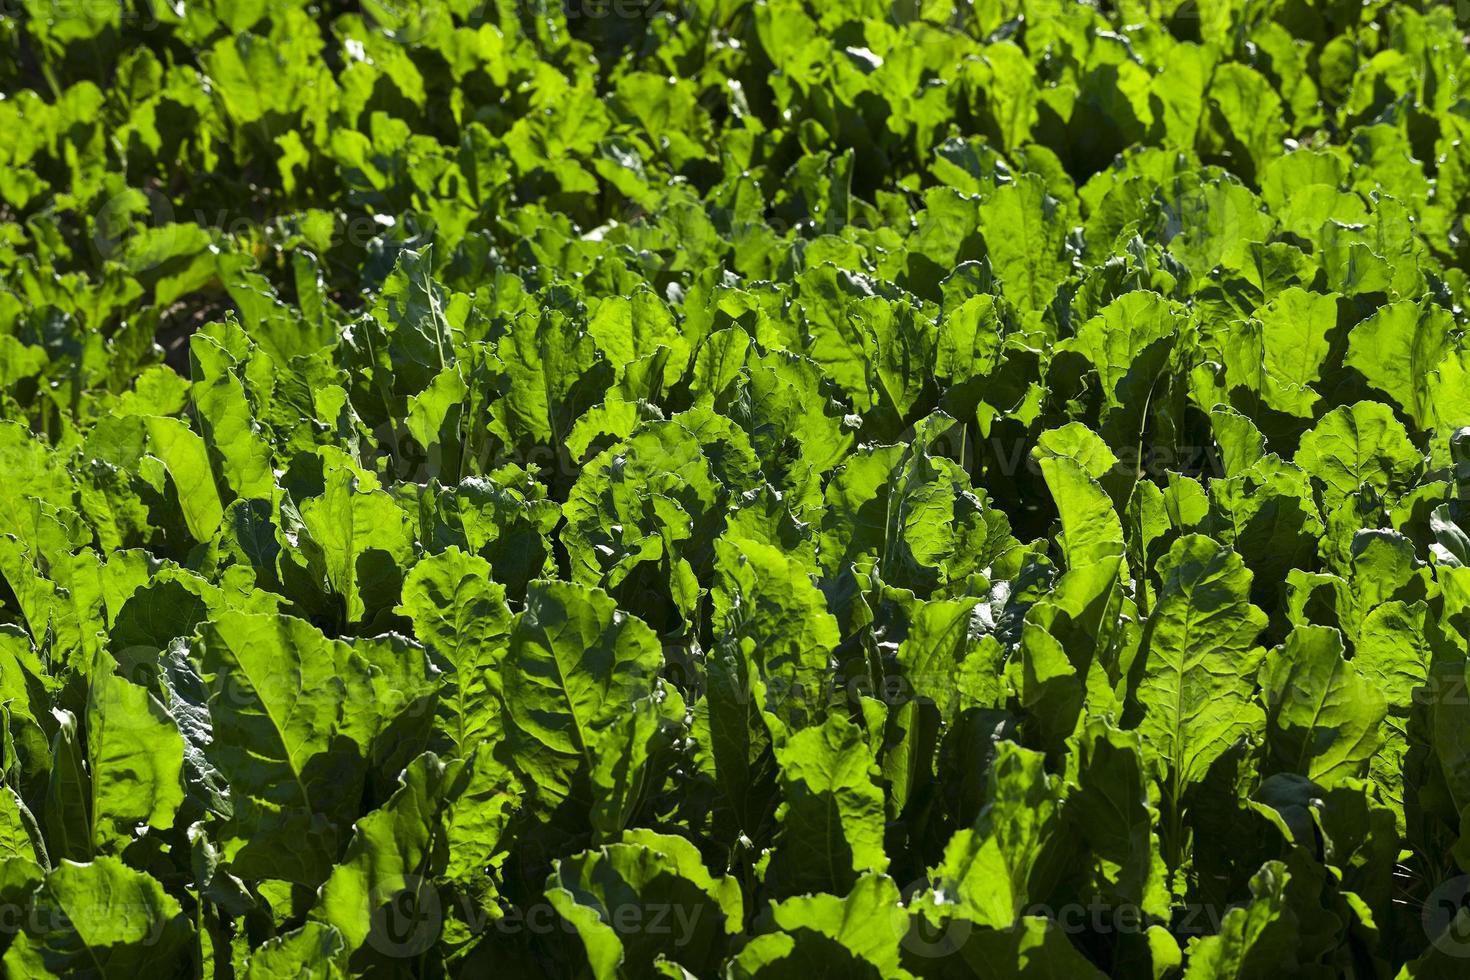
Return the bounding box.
[4,0,1470,976]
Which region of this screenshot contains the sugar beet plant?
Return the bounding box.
[5,0,1470,976]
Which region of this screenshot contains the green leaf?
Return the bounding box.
[1,856,193,978]
[493,307,604,448]
[689,327,751,404]
[315,753,469,956]
[189,330,276,503]
[243,923,349,980]
[367,247,455,401]
[546,831,743,979]
[1261,149,1356,237]
[289,465,416,626]
[588,690,686,841]
[920,742,1070,929]
[728,874,912,980]
[700,632,779,836]
[1163,173,1274,280]
[766,712,888,898]
[1134,536,1266,853]
[895,596,983,721]
[192,611,364,828]
[742,348,855,476]
[396,547,511,757]
[1072,721,1170,917]
[935,291,1004,385]
[1353,600,1429,823]
[713,534,839,725]
[588,286,690,388]
[86,657,185,851]
[1345,300,1454,431]
[789,264,873,400]
[43,709,90,864]
[955,917,1112,979]
[1058,290,1181,440]
[1209,407,1266,477]
[501,581,663,812]
[561,414,732,591]
[1260,626,1385,787]
[424,474,560,598]
[1225,287,1340,419]
[1204,64,1288,182]
[405,365,469,480]
[1180,861,1296,978]
[1033,422,1120,481]
[859,296,938,419]
[818,412,1010,595]
[0,786,44,866]
[1294,401,1424,507]
[980,174,1073,314]
[1017,560,1124,752]
[143,416,224,542]
[440,754,520,922]
[1036,453,1124,568]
